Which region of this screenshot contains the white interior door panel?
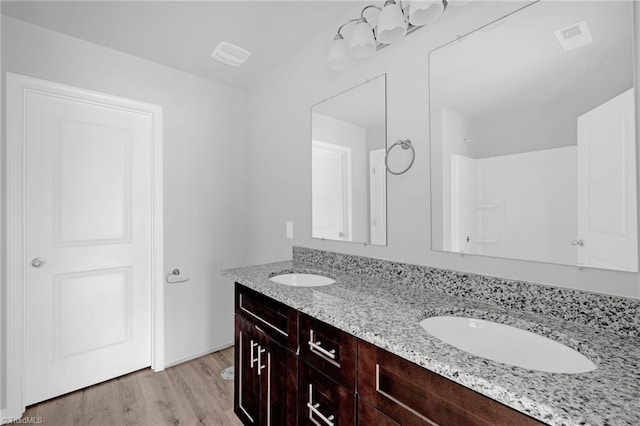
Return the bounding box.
[24,89,153,405]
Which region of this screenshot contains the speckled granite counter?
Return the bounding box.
[222,249,640,426]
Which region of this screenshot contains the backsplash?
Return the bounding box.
[292,246,640,337]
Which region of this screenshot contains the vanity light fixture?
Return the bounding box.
[409,0,448,26]
[378,0,408,44]
[328,0,448,70]
[350,14,378,58]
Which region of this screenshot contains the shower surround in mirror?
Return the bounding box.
[430,1,637,272]
[312,74,387,246]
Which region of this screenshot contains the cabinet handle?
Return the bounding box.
[307,384,335,426]
[309,330,336,360]
[257,345,266,376]
[250,340,259,369]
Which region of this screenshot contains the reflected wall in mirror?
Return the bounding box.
[312,74,387,245]
[430,1,638,272]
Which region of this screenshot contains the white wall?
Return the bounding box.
[0,15,248,393]
[245,1,640,299]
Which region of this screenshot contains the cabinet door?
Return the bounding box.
[235,316,261,425]
[358,340,543,426]
[260,336,297,426]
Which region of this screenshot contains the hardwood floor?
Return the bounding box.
[19,347,242,426]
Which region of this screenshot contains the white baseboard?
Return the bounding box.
[165,342,234,368]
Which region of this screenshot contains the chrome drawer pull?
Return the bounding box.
[309,340,336,359]
[309,330,336,360]
[306,403,335,426]
[307,384,335,426]
[250,340,259,369]
[257,346,266,376]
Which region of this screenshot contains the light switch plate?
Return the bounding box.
[286,221,294,239]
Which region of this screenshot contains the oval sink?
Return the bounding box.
[420,316,596,374]
[269,273,335,287]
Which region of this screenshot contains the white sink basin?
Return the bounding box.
[269,273,335,287]
[420,316,596,374]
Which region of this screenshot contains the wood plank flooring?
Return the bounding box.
[19,347,242,426]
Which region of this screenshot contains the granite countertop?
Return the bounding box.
[223,259,640,426]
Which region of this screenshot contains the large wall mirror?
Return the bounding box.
[430,1,638,272]
[312,74,387,245]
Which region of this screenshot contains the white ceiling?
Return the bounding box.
[1,0,360,88]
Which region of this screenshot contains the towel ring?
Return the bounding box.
[385,139,415,175]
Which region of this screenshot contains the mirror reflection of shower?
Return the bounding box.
[312,74,387,246]
[429,1,637,272]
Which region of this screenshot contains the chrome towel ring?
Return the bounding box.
[385,139,415,175]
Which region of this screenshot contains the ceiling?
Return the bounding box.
[1,1,360,88]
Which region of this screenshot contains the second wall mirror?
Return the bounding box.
[429,1,637,272]
[312,74,387,245]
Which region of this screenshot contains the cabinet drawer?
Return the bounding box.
[357,340,544,426]
[299,361,355,426]
[299,313,357,392]
[235,283,298,351]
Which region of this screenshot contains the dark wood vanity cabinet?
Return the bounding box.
[234,283,545,426]
[357,340,544,426]
[357,399,401,425]
[235,316,262,424]
[298,313,357,425]
[298,362,356,425]
[299,313,357,392]
[235,284,298,352]
[234,286,297,425]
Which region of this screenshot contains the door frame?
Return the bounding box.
[5,73,165,420]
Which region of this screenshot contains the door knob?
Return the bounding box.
[570,239,585,247]
[31,257,46,268]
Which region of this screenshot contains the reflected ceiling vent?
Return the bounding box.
[554,21,593,52]
[211,41,251,67]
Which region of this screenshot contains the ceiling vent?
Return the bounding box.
[554,21,593,52]
[211,41,251,67]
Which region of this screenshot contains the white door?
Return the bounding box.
[312,140,352,240]
[23,84,154,404]
[369,149,387,245]
[577,88,638,272]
